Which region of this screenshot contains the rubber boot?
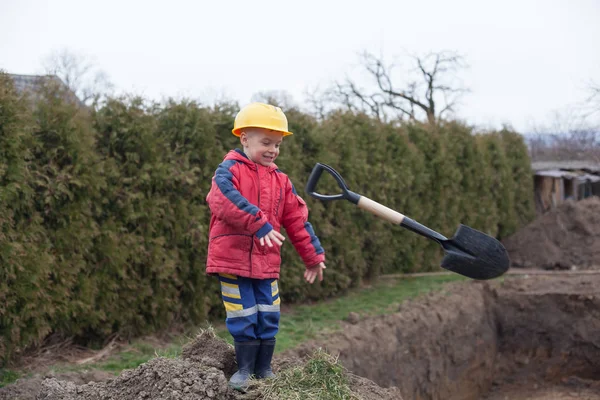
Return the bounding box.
[255,338,276,379]
[229,340,260,391]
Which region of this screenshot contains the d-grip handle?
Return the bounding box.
[306,162,407,226]
[305,163,360,204]
[306,162,446,244]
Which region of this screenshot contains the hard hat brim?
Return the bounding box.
[232,127,293,137]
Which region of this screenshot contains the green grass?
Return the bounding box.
[0,274,463,388]
[271,274,464,352]
[88,341,182,374]
[0,369,22,388]
[0,340,183,388]
[260,348,358,399]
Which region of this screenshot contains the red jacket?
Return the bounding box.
[205,149,325,279]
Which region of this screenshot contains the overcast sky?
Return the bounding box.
[1,0,599,133]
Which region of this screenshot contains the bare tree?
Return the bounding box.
[586,80,600,117]
[330,50,468,125]
[527,110,600,162]
[251,90,297,110]
[42,48,113,105]
[528,130,600,163]
[304,85,328,120]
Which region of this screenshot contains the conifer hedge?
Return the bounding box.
[0,73,535,364]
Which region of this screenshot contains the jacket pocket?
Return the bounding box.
[296,194,306,206]
[266,245,282,272]
[295,194,309,220]
[209,234,252,262]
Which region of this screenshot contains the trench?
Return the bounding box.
[295,275,600,400]
[4,274,599,400]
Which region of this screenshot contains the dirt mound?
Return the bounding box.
[34,330,239,400]
[266,350,403,400]
[180,331,237,378]
[3,328,401,399]
[0,370,114,400]
[39,357,235,400]
[503,197,600,269]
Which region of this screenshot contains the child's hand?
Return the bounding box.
[304,262,326,284]
[259,230,286,247]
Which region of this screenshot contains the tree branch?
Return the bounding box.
[331,50,468,125]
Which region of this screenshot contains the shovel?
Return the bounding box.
[305,163,510,280]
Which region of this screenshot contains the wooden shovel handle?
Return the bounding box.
[357,196,405,225]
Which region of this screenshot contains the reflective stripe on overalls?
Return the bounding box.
[218,274,281,342]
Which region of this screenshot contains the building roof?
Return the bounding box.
[7,73,84,107]
[10,74,63,93]
[535,168,600,183]
[531,160,600,173]
[579,174,600,183]
[535,169,579,179]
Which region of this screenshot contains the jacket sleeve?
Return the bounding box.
[206,161,273,238]
[281,178,325,268]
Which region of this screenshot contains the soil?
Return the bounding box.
[484,378,600,400]
[286,281,498,399]
[502,196,600,270]
[1,330,401,400]
[285,274,600,400]
[0,370,114,400]
[482,275,600,400]
[2,274,599,399]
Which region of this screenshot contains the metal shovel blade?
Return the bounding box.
[440,225,510,280]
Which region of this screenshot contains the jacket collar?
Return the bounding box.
[224,149,278,171]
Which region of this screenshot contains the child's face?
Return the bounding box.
[240,128,284,167]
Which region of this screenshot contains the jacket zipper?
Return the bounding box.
[256,165,261,212]
[251,165,262,271]
[249,235,254,268]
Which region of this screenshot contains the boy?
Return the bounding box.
[205,102,327,391]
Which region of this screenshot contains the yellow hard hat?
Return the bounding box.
[232,102,293,137]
